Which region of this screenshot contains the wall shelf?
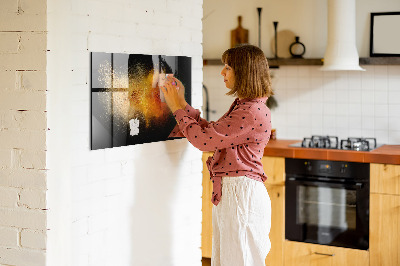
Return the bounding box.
[203,57,400,67]
[268,58,323,67]
[359,57,400,65]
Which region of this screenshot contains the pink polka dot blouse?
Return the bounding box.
[172,97,272,206]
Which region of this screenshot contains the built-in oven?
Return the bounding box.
[285,158,369,250]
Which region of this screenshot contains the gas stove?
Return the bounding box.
[289,135,381,151]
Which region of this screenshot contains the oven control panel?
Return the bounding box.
[286,158,369,180]
[318,162,331,173]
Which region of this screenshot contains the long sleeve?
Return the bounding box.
[174,96,271,206]
[168,103,211,137]
[173,105,256,152]
[183,104,211,129]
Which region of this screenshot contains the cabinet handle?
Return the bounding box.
[314,252,335,257]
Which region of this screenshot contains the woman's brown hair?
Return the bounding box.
[221,44,273,99]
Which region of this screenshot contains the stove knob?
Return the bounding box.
[340,164,347,174]
[305,162,312,171]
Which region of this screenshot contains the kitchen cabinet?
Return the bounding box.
[261,156,285,186]
[261,156,285,266]
[284,241,369,266]
[201,153,286,266]
[202,156,400,265]
[260,141,400,266]
[370,193,400,266]
[202,151,213,258]
[370,163,400,195]
[370,163,400,266]
[264,184,284,266]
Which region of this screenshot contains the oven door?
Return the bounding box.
[285,177,369,250]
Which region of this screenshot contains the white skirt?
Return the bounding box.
[212,176,271,266]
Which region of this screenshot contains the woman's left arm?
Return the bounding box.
[173,106,261,152]
[162,77,211,138]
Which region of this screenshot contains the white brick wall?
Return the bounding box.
[0,247,46,266]
[0,227,19,247]
[0,0,48,265]
[20,229,47,250]
[47,1,203,266]
[0,187,19,208]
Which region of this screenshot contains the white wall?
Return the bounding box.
[0,0,48,265]
[271,65,400,144]
[203,0,400,145]
[203,0,400,58]
[47,0,203,266]
[204,0,326,59]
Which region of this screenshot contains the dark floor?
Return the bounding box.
[202,257,211,266]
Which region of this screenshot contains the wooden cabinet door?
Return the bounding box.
[262,156,285,265]
[202,152,213,258]
[264,184,284,266]
[284,241,369,266]
[262,156,285,186]
[370,163,400,195]
[370,193,400,266]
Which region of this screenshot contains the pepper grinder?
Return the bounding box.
[273,21,279,58]
[257,8,262,48]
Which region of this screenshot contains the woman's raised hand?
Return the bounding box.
[170,76,187,107]
[161,76,186,113]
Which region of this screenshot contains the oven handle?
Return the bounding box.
[286,177,364,189]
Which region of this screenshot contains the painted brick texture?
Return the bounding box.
[46,0,203,266]
[0,0,48,265]
[2,0,204,265]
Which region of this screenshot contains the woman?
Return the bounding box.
[161,44,273,266]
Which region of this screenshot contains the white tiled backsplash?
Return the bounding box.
[203,65,400,145]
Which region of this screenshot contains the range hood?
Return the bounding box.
[320,0,365,71]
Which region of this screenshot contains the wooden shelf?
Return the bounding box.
[202,59,223,66]
[203,58,323,67]
[359,57,400,65]
[203,57,400,67]
[268,58,322,67]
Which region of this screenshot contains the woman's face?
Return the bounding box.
[220,64,235,89]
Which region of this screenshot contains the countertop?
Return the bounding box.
[263,139,400,165]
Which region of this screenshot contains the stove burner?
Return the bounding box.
[301,135,339,149]
[294,136,379,151]
[340,137,377,151]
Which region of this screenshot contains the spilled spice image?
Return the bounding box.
[91,52,191,150]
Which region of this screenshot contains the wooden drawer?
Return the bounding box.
[284,241,369,266]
